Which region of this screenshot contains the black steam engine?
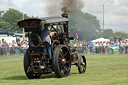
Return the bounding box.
[17,14,86,79]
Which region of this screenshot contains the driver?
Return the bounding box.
[42,24,52,60]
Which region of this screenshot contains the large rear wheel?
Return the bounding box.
[24,49,41,79]
[53,45,71,78]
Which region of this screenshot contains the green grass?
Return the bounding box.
[0,54,128,85]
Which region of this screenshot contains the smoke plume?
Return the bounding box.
[45,0,84,16]
[61,0,84,13]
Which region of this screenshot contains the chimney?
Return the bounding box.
[61,14,68,18]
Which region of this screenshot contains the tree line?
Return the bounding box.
[0,8,36,33]
[0,8,128,41]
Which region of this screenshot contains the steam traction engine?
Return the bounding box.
[17,14,86,79]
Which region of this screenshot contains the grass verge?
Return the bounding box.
[0,54,128,85]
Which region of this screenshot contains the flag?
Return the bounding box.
[74,32,79,40]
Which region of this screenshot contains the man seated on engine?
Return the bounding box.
[42,24,52,61]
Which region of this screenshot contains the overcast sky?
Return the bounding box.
[0,0,128,33]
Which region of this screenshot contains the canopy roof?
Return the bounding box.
[40,17,68,23]
[17,17,68,28]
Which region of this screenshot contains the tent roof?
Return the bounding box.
[92,38,110,42]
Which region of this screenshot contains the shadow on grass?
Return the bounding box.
[3,72,80,80]
[71,72,79,74]
[3,73,57,80]
[4,75,28,80]
[40,73,57,79]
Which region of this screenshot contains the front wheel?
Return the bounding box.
[78,55,86,73]
[53,45,71,78]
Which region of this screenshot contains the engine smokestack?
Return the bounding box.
[61,14,68,18]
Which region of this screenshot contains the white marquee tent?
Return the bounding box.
[92,38,110,43]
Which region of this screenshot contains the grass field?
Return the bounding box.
[0,54,128,85]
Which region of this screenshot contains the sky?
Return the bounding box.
[0,0,128,33]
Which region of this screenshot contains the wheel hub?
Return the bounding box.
[62,59,66,64]
[81,62,85,66]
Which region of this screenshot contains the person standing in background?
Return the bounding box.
[79,41,83,53]
[17,41,21,55]
[122,40,126,54]
[2,41,7,56]
[95,42,99,53]
[88,40,94,54]
[83,41,88,54]
[125,40,128,54]
[114,39,119,46]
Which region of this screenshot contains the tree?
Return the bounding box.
[68,10,101,41]
[114,32,128,38]
[102,29,114,38]
[2,8,24,32]
[0,11,4,17]
[0,21,12,32]
[2,8,31,33]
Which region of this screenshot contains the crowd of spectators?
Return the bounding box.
[70,39,128,54]
[0,40,28,56]
[1,39,128,56]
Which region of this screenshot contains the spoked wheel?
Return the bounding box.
[53,45,71,78]
[78,55,86,73]
[24,49,41,79]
